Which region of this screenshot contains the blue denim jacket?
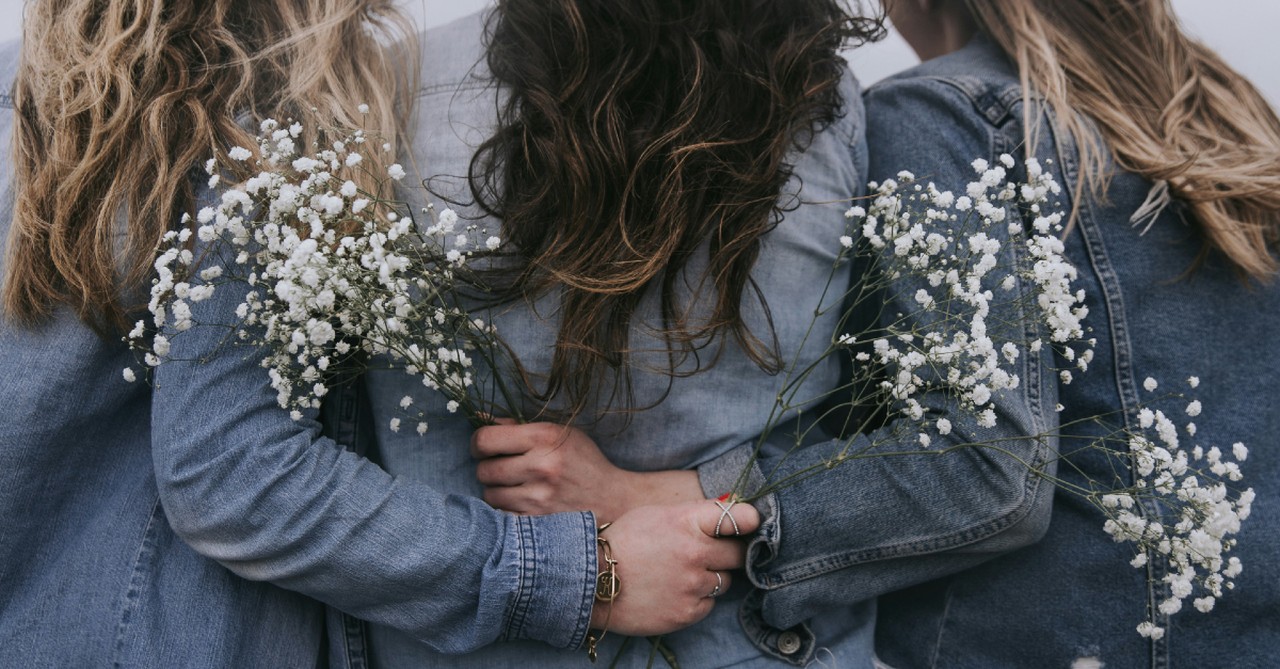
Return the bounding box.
[150,10,873,669]
[361,11,875,669]
[864,37,1280,668]
[0,41,328,667]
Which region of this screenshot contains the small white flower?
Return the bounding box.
[357,103,370,114]
[1136,622,1165,640]
[446,400,460,413]
[1144,377,1158,392]
[389,418,401,432]
[1193,597,1216,613]
[417,422,429,435]
[1233,442,1248,461]
[935,418,952,436]
[345,152,363,167]
[122,368,137,383]
[839,235,854,249]
[388,163,406,181]
[399,395,413,409]
[485,236,502,251]
[1185,400,1202,417]
[1188,376,1201,388]
[228,146,253,161]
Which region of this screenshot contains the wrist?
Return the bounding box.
[611,470,701,522]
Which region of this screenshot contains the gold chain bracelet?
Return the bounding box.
[586,522,619,662]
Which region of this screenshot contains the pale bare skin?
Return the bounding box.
[471,419,704,524]
[470,420,756,635]
[885,0,977,60]
[583,500,759,634]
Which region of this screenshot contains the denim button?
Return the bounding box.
[777,630,802,655]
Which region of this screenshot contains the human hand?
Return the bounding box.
[471,420,703,524]
[590,499,761,637]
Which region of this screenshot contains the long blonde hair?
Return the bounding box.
[5,0,414,335]
[967,0,1280,279]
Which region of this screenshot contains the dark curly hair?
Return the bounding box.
[470,0,882,417]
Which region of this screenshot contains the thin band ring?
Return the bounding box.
[713,500,741,537]
[705,571,724,599]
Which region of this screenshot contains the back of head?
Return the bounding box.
[4,0,413,335]
[967,0,1280,280]
[471,0,880,415]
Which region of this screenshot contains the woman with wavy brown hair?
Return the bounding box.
[469,1,1280,667]
[148,0,884,666]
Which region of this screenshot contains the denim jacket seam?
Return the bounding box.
[752,128,1050,588]
[502,515,535,641]
[1045,106,1172,667]
[110,494,164,667]
[873,75,1024,132]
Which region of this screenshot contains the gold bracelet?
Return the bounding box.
[586,522,619,662]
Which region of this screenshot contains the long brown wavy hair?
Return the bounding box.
[470,0,880,415]
[966,0,1280,279]
[5,0,412,335]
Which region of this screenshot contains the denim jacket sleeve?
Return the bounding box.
[150,224,597,654]
[699,73,1061,631]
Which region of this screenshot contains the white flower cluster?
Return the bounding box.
[1100,377,1252,640]
[128,116,504,429]
[849,155,1088,435]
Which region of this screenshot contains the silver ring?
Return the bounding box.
[705,571,724,599]
[713,500,741,537]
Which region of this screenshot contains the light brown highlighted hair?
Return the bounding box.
[4,0,412,335]
[967,0,1280,279]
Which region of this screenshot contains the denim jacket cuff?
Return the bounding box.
[503,511,597,650]
[696,443,767,500]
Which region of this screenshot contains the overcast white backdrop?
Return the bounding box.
[0,0,1275,107]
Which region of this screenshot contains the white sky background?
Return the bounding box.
[0,0,1275,107]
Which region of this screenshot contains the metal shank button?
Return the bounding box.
[776,630,802,655]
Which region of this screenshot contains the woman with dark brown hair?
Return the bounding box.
[150,0,883,666]
[484,1,1280,666]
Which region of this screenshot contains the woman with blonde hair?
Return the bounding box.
[865,0,1280,665]
[0,0,442,664]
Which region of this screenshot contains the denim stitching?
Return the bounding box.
[753,118,1050,587]
[929,581,955,669]
[110,495,164,668]
[502,515,533,640]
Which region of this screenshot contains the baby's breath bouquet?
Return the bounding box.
[130,113,1251,644]
[734,155,1253,639]
[128,115,520,433]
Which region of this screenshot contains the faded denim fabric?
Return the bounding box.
[694,39,1065,669]
[866,36,1280,669]
[0,41,327,667]
[358,10,873,669]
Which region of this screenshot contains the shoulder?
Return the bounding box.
[865,36,1025,132]
[862,37,1029,181]
[414,10,492,100]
